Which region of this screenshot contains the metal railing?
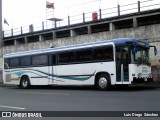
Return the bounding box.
[3,0,160,38]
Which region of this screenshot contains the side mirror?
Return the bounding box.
[154,46,157,56]
[150,45,157,56]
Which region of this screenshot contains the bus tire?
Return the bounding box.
[20,76,30,89]
[96,74,111,90]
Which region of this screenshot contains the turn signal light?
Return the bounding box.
[132,74,135,77]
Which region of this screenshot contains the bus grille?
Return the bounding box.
[142,67,148,73]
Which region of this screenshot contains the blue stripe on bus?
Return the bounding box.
[11,69,94,81]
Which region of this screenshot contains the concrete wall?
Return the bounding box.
[0,23,160,82]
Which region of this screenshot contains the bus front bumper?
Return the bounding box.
[132,77,153,84]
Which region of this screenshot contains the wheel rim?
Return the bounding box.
[98,77,107,89]
[22,79,28,88]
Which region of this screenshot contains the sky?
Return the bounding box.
[2,0,159,30]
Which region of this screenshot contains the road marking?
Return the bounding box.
[0,105,26,110]
[16,92,70,96]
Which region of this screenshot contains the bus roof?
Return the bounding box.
[4,38,146,58]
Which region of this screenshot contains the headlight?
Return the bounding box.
[138,73,142,78]
[149,73,152,78]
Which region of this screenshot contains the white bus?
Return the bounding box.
[3,38,157,90]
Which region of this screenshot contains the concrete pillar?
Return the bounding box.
[54,21,57,28]
[14,39,17,45]
[88,25,92,34]
[53,31,56,40]
[133,17,138,27]
[29,24,34,33]
[99,9,102,20]
[24,37,28,43]
[138,1,140,13]
[39,35,43,41]
[70,29,77,37]
[109,22,115,31]
[117,5,120,16]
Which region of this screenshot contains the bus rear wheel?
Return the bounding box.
[96,74,111,90]
[20,76,30,89]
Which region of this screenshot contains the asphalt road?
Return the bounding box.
[0,86,160,120]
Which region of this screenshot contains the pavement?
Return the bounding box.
[0,81,160,89]
[0,82,16,87]
[0,85,160,120]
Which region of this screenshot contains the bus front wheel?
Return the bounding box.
[20,76,30,89]
[96,74,111,90]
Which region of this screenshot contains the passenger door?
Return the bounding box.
[116,46,129,83]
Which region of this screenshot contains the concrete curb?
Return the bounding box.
[0,83,16,87]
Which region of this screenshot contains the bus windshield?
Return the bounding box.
[132,47,150,65]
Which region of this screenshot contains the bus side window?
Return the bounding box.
[52,55,56,65]
[10,58,20,68]
[94,46,113,61]
[58,52,75,64]
[49,54,56,66]
[20,56,31,67]
[32,55,48,66]
[75,49,93,62]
